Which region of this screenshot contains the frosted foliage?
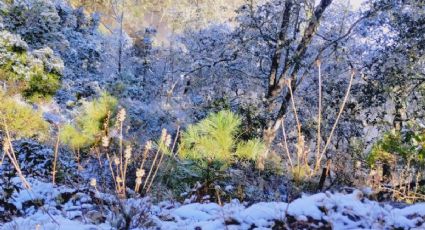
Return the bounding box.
[1,0,103,81]
[0,30,63,80]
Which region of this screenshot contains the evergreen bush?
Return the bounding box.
[179,110,265,171]
[0,30,63,101]
[0,91,48,140]
[60,93,118,150]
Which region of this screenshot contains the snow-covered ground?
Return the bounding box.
[1,177,425,230]
[154,190,425,229]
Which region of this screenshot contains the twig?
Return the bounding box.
[143,135,163,190]
[281,118,293,170]
[52,126,60,185]
[287,78,304,171]
[1,118,31,189]
[146,128,179,193]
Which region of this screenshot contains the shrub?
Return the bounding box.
[77,93,118,136]
[368,129,425,202]
[235,139,266,161]
[0,92,48,139]
[24,69,62,101]
[368,130,424,167]
[60,93,118,150]
[1,0,62,47]
[179,110,266,167]
[176,110,266,201]
[1,0,103,77]
[59,124,92,151]
[179,110,242,165]
[178,110,265,174]
[0,30,64,101]
[0,91,49,189]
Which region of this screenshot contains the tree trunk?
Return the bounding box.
[317,159,331,191]
[393,94,406,131]
[263,0,334,147]
[267,0,294,98]
[118,12,124,77]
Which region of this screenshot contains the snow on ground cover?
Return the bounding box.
[8,177,75,210]
[1,177,425,229]
[156,190,425,229]
[1,211,111,230]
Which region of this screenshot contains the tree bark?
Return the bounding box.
[118,12,124,77]
[264,0,334,146]
[267,0,294,98]
[317,159,331,191]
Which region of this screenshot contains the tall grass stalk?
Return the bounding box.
[146,131,177,193]
[278,64,356,182]
[52,126,60,185]
[143,129,166,190]
[281,118,293,170]
[1,118,31,189]
[134,141,152,193]
[117,109,126,196]
[315,60,322,171]
[315,70,355,171]
[287,79,302,167]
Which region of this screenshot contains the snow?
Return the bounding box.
[155,190,425,229]
[2,177,425,229]
[287,193,326,220]
[1,212,111,230]
[172,203,221,221]
[390,203,425,229]
[10,178,74,211]
[238,202,286,226]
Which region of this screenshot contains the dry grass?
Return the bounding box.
[1,119,31,189]
[93,108,175,198]
[368,159,425,203]
[279,61,356,183]
[52,125,60,185]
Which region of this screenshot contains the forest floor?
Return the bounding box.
[1,177,425,230]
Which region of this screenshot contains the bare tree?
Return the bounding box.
[263,0,334,146]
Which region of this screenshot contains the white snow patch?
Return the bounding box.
[2,178,425,230]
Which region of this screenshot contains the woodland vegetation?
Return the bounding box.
[0,0,425,229]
